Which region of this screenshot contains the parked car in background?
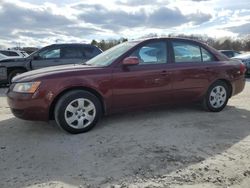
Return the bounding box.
[7,38,246,134]
[219,50,241,58]
[0,43,102,84]
[232,53,250,76]
[0,49,29,58]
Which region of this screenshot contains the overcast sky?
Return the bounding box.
[0,0,250,48]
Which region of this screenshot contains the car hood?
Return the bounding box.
[0,57,27,63]
[232,53,250,60]
[12,64,100,83]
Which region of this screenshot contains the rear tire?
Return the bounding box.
[203,81,229,112]
[54,90,102,134]
[8,69,25,84]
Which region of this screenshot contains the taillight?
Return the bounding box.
[240,63,246,74]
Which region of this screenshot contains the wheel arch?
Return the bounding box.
[7,67,27,75]
[49,86,105,120]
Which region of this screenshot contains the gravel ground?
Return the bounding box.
[0,79,250,188]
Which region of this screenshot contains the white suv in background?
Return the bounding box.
[0,50,29,59]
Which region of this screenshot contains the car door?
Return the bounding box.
[112,40,173,111]
[170,39,216,102]
[31,46,62,69]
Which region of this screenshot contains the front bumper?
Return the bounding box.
[7,88,50,121]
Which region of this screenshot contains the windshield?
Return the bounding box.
[86,42,137,67]
[0,53,6,59]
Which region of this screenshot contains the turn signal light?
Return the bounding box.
[240,63,246,74]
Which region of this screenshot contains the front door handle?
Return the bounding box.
[205,67,211,71]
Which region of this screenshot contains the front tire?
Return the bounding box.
[203,81,229,112]
[54,90,102,134]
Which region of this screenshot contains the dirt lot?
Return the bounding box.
[0,79,250,188]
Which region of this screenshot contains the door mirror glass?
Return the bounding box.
[122,56,139,66]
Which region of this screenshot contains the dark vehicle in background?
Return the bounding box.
[232,53,250,76]
[0,43,102,84]
[7,38,246,134]
[219,50,241,58]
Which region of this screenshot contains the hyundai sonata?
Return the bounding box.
[7,38,246,134]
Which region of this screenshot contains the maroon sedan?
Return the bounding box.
[7,38,246,134]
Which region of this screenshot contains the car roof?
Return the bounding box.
[49,43,96,47]
[0,49,26,52]
[130,37,204,43]
[219,50,238,52]
[126,38,206,49]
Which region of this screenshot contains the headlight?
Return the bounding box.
[13,81,41,93]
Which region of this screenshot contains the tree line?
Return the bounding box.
[170,34,250,52]
[91,38,128,51]
[8,34,250,53]
[91,34,250,52]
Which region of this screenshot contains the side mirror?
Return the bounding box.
[122,56,139,66]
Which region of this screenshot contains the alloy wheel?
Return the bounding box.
[209,86,227,109]
[64,98,96,129]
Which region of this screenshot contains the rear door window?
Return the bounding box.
[8,51,19,56]
[0,50,19,56]
[172,41,215,63]
[173,42,202,63]
[82,46,102,59]
[61,46,85,59]
[201,48,215,62]
[83,47,95,59]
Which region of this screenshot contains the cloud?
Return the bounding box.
[0,0,249,48]
[0,1,103,46]
[78,4,145,30]
[78,4,212,31]
[0,2,73,32]
[191,0,210,1]
[115,0,168,6]
[148,7,188,27]
[188,12,212,25]
[226,23,250,35]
